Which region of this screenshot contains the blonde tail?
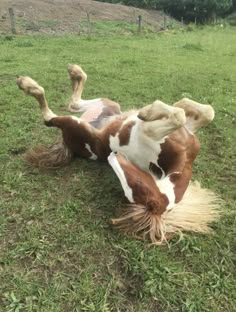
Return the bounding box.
[112,181,221,245]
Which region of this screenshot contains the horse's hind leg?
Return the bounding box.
[16,76,77,167]
[173,98,215,133]
[67,63,87,91]
[16,76,57,122]
[67,64,87,112]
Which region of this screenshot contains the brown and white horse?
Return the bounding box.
[16,68,220,244]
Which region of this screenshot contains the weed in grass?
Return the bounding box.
[182,42,204,51]
[3,35,14,41]
[14,41,34,48]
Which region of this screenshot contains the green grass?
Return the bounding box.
[0,27,236,311]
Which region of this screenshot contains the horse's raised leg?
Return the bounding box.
[16,76,100,167]
[67,63,87,91]
[16,76,75,167]
[138,100,186,141]
[16,76,57,122]
[16,75,82,130]
[173,98,215,133]
[67,64,87,112]
[67,64,121,120]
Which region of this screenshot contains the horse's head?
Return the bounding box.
[108,152,169,214]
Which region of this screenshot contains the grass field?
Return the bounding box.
[0,26,236,312]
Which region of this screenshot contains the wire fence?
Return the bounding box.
[0,6,182,36]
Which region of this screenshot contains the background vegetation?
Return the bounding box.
[0,26,236,311]
[96,0,236,23]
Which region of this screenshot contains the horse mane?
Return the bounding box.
[112,181,221,245]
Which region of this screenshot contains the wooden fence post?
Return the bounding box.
[87,12,91,36]
[9,7,16,34]
[163,15,166,29]
[138,15,142,33]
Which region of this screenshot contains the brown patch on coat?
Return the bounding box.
[45,116,104,160]
[118,121,136,146]
[156,128,199,175]
[154,127,200,203]
[156,128,188,175]
[115,154,169,215]
[99,115,128,154]
[45,115,128,161]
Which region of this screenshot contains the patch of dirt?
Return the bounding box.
[0,0,177,34]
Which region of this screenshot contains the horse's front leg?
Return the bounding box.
[173,98,215,133]
[138,100,186,141]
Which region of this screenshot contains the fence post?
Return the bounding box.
[138,15,142,33]
[163,15,166,29]
[181,16,184,28]
[9,7,16,34]
[87,12,91,36]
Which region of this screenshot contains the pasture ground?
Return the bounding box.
[0,26,236,311]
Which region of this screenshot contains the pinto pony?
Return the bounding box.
[16,66,220,244]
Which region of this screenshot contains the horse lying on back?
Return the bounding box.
[16,65,220,244]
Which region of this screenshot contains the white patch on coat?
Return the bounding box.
[85,143,98,160]
[71,116,81,124]
[155,177,176,210]
[109,117,166,172]
[108,152,134,203]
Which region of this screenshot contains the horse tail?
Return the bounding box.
[24,139,74,169]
